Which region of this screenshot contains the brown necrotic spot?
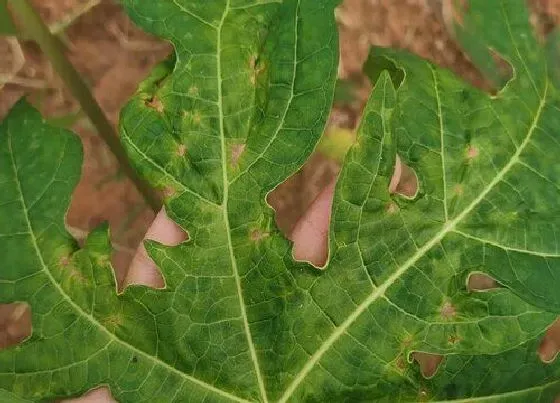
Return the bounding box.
[0,303,31,350]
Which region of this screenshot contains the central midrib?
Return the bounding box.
[216,2,269,403]
[277,81,549,402]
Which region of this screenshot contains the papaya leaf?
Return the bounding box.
[1,0,560,402]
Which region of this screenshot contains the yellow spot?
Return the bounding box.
[250,228,270,242]
[440,301,456,319]
[453,184,464,196]
[188,86,199,96]
[386,201,399,214]
[103,314,123,330]
[145,96,164,113]
[59,255,71,267]
[193,110,202,125]
[176,144,187,157]
[162,185,177,199]
[466,145,479,160]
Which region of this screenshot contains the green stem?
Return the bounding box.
[7,0,161,212]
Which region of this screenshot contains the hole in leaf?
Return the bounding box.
[0,303,31,350]
[63,386,116,403]
[539,317,560,363]
[467,272,498,291]
[412,352,443,379]
[126,208,188,289]
[388,155,418,198]
[267,149,339,268]
[290,180,336,268]
[441,0,469,30]
[488,48,514,90]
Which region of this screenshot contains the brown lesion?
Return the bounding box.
[145,95,164,113]
[230,143,246,168]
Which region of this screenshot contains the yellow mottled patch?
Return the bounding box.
[250,228,270,242]
[193,110,202,125]
[188,86,199,97]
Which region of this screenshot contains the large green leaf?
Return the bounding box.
[1,0,560,401]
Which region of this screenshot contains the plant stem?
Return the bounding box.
[7,0,161,212]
